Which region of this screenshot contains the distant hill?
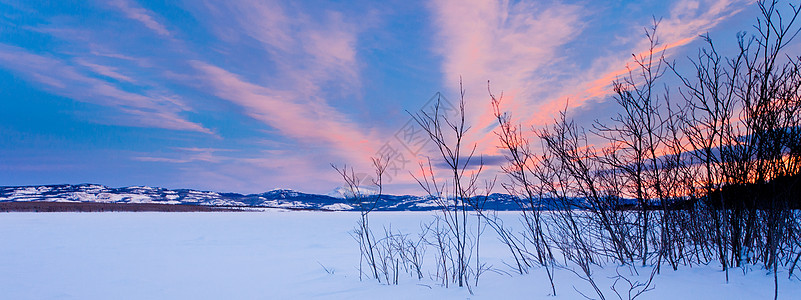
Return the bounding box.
[0,184,530,211]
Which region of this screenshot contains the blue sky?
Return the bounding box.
[0,0,767,194]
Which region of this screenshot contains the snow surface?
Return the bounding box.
[0,211,798,299]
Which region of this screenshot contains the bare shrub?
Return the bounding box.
[332,156,389,282]
[410,80,491,293]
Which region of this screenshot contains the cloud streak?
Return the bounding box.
[135,147,233,164]
[189,1,375,163]
[203,0,360,91]
[545,0,752,119]
[190,61,374,161]
[429,0,585,156]
[430,0,752,156]
[109,0,171,36]
[0,44,211,134]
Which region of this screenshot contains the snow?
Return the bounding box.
[327,186,380,199]
[0,211,798,299]
[414,198,441,208]
[321,203,354,210]
[15,186,52,195]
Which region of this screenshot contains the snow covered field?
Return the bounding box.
[1,211,799,299]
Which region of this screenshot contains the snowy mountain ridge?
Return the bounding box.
[0,184,525,211]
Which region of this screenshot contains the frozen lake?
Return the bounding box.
[1,211,798,299]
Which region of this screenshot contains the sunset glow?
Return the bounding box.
[0,0,767,194]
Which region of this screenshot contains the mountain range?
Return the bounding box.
[0,184,526,211]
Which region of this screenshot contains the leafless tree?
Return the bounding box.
[593,20,670,268]
[411,79,489,292]
[332,156,389,282]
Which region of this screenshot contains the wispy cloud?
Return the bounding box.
[204,0,361,90]
[545,0,752,120]
[133,147,345,194]
[190,1,373,162]
[0,44,211,134]
[190,61,374,162]
[430,0,585,152]
[430,0,751,156]
[135,147,233,163]
[75,59,136,83]
[174,153,334,193]
[3,0,378,191]
[108,0,171,36]
[182,0,386,189]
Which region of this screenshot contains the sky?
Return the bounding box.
[0,0,773,195]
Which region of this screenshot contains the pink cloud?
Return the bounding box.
[535,0,752,124]
[429,0,585,155]
[190,61,376,163]
[75,59,136,83]
[431,0,752,157]
[109,0,171,36]
[187,1,374,165]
